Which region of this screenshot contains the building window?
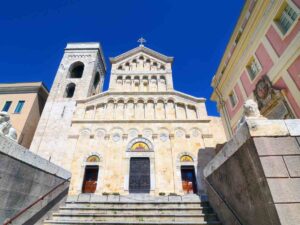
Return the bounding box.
[247,58,261,80]
[14,101,25,113]
[276,3,298,34]
[69,61,84,78]
[2,101,12,112]
[64,83,76,98]
[229,91,237,108]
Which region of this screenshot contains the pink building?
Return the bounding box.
[211,0,300,139]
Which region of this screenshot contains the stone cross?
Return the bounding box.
[138,37,146,46]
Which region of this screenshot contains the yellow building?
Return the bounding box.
[211,0,300,139]
[0,82,48,148]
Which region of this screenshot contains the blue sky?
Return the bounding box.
[0,0,244,116]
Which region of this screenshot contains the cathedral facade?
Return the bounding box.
[30,42,226,196]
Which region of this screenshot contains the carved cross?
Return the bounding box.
[138,37,146,46]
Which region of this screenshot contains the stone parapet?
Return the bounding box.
[204,118,300,225]
[0,134,71,224]
[0,135,71,180]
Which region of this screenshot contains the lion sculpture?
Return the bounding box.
[0,111,17,141]
[236,99,265,130]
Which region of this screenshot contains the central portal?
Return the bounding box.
[129,157,150,193]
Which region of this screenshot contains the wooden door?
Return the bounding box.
[82,166,98,193]
[181,166,197,194]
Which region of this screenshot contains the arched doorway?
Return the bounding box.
[82,155,100,193]
[129,157,150,193]
[125,138,154,194]
[179,154,197,194]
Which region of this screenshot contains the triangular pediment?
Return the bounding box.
[109,45,173,64]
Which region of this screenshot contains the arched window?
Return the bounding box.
[160,76,166,84]
[116,76,123,83]
[64,83,76,98]
[69,62,84,78]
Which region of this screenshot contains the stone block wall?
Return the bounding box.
[204,119,300,225]
[0,135,71,224]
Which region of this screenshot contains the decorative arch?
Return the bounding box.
[127,137,154,152]
[190,127,201,138]
[95,128,106,139]
[86,155,101,162]
[79,128,91,137]
[174,127,186,138]
[69,61,84,78]
[83,152,102,163]
[177,152,196,164]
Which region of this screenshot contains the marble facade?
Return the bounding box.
[30,42,226,196]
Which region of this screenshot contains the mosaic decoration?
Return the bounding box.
[131,142,150,151]
[127,137,153,152]
[87,155,100,162]
[180,155,193,162]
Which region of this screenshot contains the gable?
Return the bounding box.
[109,46,173,73]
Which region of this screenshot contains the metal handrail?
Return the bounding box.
[3,178,70,225]
[204,178,243,225]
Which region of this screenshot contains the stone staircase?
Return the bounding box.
[43,194,221,225]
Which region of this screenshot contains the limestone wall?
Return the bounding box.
[67,116,226,196]
[204,119,300,225]
[0,135,70,224]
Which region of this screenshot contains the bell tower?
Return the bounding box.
[30,43,106,170]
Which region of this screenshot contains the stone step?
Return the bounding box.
[44,220,221,225]
[58,207,212,214]
[49,213,218,223]
[43,195,221,225]
[67,194,205,203]
[64,202,209,209]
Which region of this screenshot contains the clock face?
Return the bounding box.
[256,80,269,100]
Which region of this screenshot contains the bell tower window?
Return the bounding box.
[69,62,84,78]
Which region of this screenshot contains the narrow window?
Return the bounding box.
[92,72,100,95]
[64,83,76,98]
[14,101,25,113]
[276,3,298,34]
[247,58,261,80]
[229,91,237,108]
[2,101,12,112]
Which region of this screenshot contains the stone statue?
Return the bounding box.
[236,99,265,130]
[0,111,17,141]
[243,99,262,118]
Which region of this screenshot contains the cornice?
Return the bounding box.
[0,84,49,100]
[71,119,211,124]
[76,90,206,104]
